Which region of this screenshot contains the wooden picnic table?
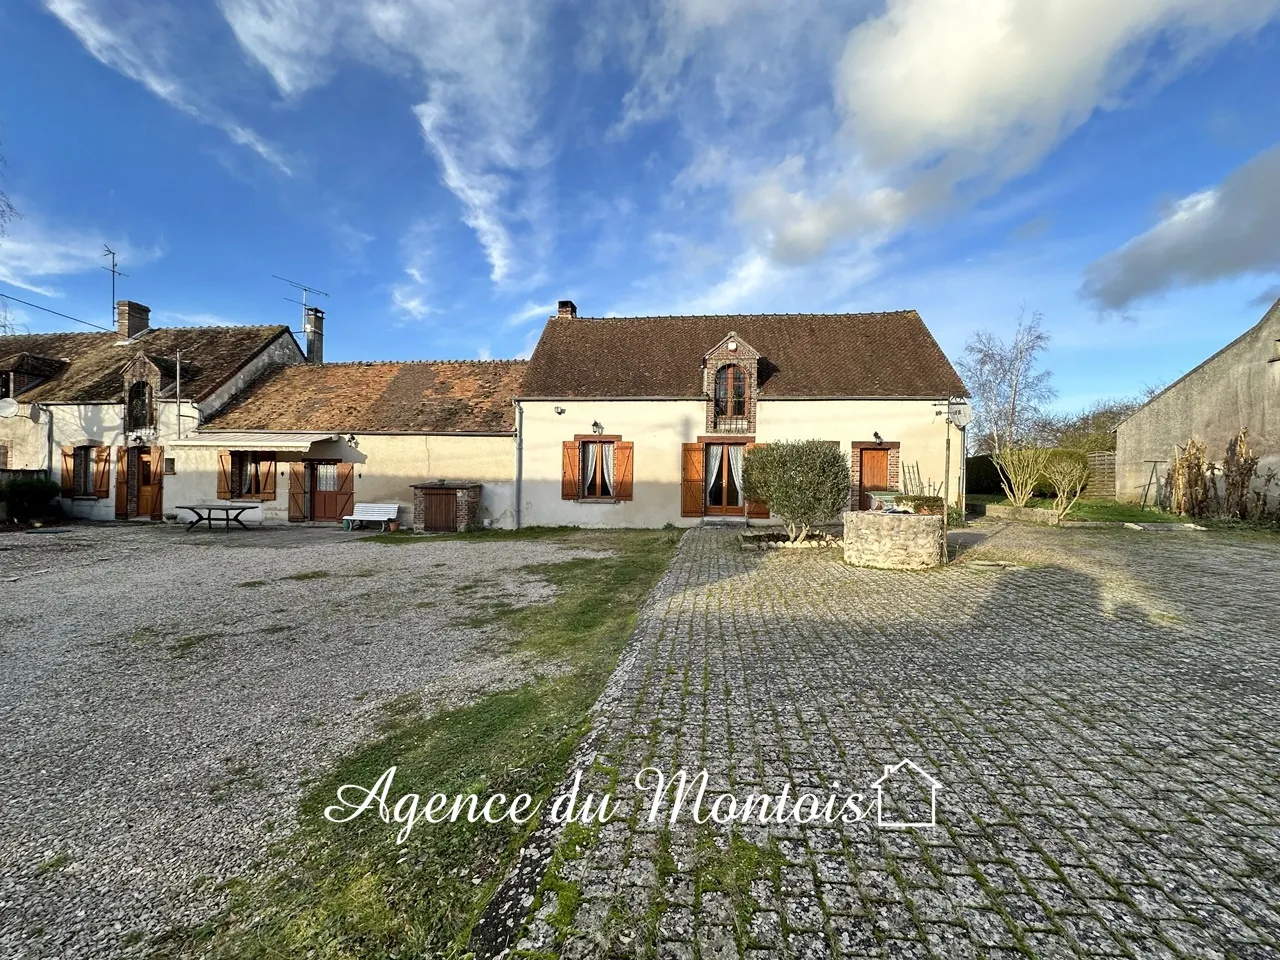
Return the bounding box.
[178,503,257,532]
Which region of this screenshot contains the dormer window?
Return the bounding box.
[126,380,153,431]
[715,364,748,418]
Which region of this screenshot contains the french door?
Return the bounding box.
[704,443,746,516]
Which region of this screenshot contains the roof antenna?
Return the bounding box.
[274,274,330,363]
[102,245,129,327]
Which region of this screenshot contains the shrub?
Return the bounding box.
[993,447,1050,507]
[1042,450,1090,523]
[965,455,1003,495]
[743,440,850,542]
[896,495,944,515]
[0,476,61,522]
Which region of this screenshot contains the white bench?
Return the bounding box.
[342,502,400,531]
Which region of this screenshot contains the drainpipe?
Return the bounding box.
[513,399,524,530]
[44,404,54,481]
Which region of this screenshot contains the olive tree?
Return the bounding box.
[743,440,850,542]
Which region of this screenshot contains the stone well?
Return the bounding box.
[842,511,945,570]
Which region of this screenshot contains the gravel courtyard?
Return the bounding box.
[0,523,604,960]
[518,524,1280,959]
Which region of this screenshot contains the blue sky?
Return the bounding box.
[2,0,1279,413]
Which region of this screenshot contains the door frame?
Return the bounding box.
[702,440,747,517]
[851,440,900,510]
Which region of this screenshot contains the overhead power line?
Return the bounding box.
[0,292,114,332]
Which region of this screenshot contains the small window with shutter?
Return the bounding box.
[562,437,634,502]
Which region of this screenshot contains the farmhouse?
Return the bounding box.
[513,302,967,528]
[178,359,525,529]
[0,300,301,520]
[1115,298,1280,501]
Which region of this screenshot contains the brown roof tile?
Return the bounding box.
[0,326,295,403]
[520,311,967,398]
[204,360,527,433]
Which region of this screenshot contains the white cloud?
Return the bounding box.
[1081,142,1280,310]
[43,0,292,174]
[0,217,161,297]
[389,219,435,321]
[505,300,556,327]
[149,311,252,327]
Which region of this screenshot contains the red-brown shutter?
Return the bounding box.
[216,450,232,500]
[148,446,164,520]
[60,445,75,496]
[258,455,277,501]
[561,441,580,500]
[115,447,128,519]
[335,462,355,522]
[745,442,769,519]
[93,445,112,499]
[681,443,704,517]
[613,442,634,501]
[288,461,306,521]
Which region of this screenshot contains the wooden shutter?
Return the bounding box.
[613,442,634,501]
[115,447,128,519]
[258,455,277,501]
[148,446,164,520]
[288,461,306,521]
[745,442,769,519]
[0,444,8,469]
[93,446,112,499]
[335,463,355,521]
[216,450,232,500]
[60,445,75,496]
[561,441,580,500]
[681,443,704,517]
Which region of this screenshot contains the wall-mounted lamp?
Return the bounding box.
[591,420,604,435]
[873,431,883,444]
[554,406,565,415]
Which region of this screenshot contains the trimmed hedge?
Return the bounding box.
[0,476,61,522]
[896,495,944,515]
[965,454,1003,495]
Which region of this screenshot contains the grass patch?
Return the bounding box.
[37,853,69,873]
[168,633,221,657]
[167,529,679,960]
[362,526,579,545]
[971,495,1180,523]
[237,579,268,588]
[284,570,331,581]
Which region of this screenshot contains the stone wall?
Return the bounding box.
[985,504,1059,525]
[842,511,944,570]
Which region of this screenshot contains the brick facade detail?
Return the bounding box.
[702,332,760,434]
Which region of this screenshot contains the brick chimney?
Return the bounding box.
[116,300,150,339]
[557,300,577,318]
[304,306,325,364]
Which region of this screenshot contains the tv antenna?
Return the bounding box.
[273,274,330,313]
[103,245,129,323]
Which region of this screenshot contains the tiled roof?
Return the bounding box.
[520,311,967,398]
[203,360,527,433]
[0,326,295,403]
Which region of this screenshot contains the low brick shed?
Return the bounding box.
[412,481,482,532]
[843,510,945,569]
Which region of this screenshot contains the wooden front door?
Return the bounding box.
[860,447,889,510]
[704,443,746,517]
[421,490,456,532]
[309,461,354,523]
[117,446,163,519]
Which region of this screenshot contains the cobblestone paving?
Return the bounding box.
[516,525,1280,959]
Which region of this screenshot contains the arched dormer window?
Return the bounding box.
[126,380,153,431]
[715,364,748,418]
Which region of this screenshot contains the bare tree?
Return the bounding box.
[0,146,16,237]
[957,307,1055,455]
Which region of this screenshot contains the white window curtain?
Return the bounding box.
[705,444,723,498]
[728,445,745,501]
[582,441,598,497]
[601,442,615,495]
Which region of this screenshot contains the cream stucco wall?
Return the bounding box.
[168,433,516,527]
[517,397,962,529]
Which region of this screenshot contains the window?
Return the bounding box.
[0,443,8,469]
[72,446,93,496]
[231,452,271,498]
[163,457,176,475]
[715,364,748,418]
[580,440,615,499]
[561,438,634,502]
[126,380,152,431]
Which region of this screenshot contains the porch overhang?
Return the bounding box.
[172,431,340,451]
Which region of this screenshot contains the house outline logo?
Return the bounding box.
[870,759,942,829]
